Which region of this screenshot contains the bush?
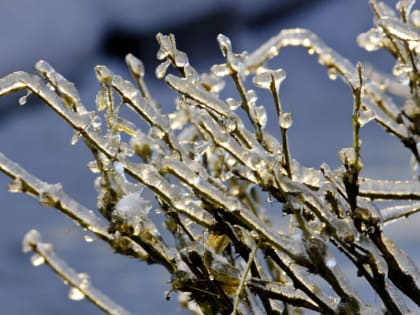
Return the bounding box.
[1,1,420,314]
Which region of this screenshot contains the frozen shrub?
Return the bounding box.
[1,1,420,314]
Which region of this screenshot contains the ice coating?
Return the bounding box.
[0,8,420,312]
[22,230,132,314]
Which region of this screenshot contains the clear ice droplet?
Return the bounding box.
[328,68,337,80]
[325,255,336,269]
[226,98,241,110]
[83,234,95,243]
[87,160,99,173]
[30,253,45,267]
[18,91,32,106]
[8,178,24,193]
[68,287,85,301]
[279,112,293,129]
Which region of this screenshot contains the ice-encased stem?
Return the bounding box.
[23,230,132,315]
[0,152,111,241]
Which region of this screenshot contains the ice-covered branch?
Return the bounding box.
[23,230,132,315]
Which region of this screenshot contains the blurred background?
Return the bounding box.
[0,0,419,314]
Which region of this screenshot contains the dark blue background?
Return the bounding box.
[1,1,419,314]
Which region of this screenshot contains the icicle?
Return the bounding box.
[217,34,233,57]
[155,60,171,79]
[125,53,145,78]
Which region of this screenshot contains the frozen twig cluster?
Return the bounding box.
[1,1,420,314]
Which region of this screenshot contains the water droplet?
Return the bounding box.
[78,273,90,289]
[18,90,32,106]
[18,95,28,106]
[83,234,95,243]
[8,178,24,193]
[209,274,215,281]
[87,160,99,173]
[279,112,293,129]
[68,287,85,301]
[155,60,171,79]
[30,253,45,267]
[328,68,337,80]
[325,255,336,269]
[226,98,241,110]
[307,48,315,55]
